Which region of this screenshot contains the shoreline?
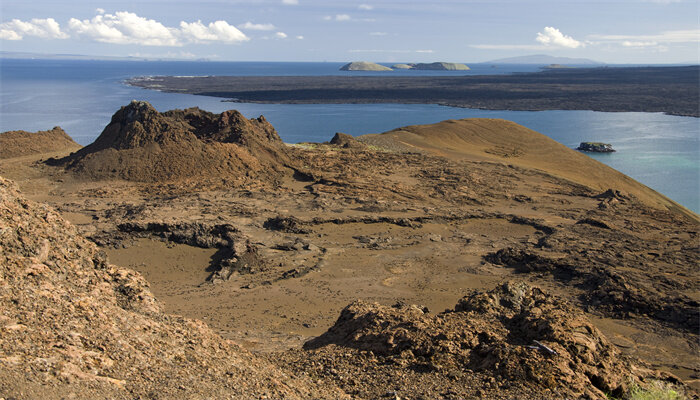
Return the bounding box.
[127,66,700,118]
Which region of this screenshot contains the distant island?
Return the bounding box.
[340,61,470,71]
[128,66,700,117]
[391,62,470,71]
[340,61,393,71]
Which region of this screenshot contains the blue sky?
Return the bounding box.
[0,0,698,63]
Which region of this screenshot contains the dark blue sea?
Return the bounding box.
[1,58,698,213]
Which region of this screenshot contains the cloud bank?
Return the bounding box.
[0,18,68,40]
[238,22,276,31]
[1,12,250,46]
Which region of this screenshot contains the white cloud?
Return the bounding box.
[95,8,105,15]
[180,20,248,43]
[359,4,374,10]
[369,31,387,36]
[590,29,699,44]
[621,40,659,47]
[275,32,287,39]
[65,11,248,46]
[415,49,434,53]
[128,51,198,59]
[0,18,68,40]
[238,21,275,31]
[323,14,375,22]
[325,14,352,21]
[0,29,21,40]
[69,12,179,46]
[282,0,299,4]
[296,35,304,40]
[472,27,698,53]
[536,27,584,48]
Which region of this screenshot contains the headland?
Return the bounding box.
[127,66,700,117]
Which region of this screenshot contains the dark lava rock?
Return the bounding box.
[264,216,311,234]
[577,142,615,152]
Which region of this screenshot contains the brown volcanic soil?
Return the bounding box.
[0,127,80,159]
[0,176,343,399]
[281,281,665,399]
[359,118,695,218]
[1,111,698,398]
[50,100,293,187]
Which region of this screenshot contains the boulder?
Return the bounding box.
[330,132,365,149]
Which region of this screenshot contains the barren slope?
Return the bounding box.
[0,176,342,399]
[0,127,80,159]
[360,118,697,219]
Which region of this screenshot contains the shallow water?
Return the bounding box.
[1,59,697,212]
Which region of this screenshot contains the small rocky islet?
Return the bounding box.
[578,141,616,152]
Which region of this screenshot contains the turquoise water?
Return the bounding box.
[1,59,698,213]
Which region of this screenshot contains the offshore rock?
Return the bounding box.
[577,142,615,152]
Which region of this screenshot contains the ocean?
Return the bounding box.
[1,58,698,213]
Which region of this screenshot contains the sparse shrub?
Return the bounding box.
[626,380,686,400]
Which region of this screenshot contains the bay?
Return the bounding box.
[1,58,697,213]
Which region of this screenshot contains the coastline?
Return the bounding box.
[127,66,700,117]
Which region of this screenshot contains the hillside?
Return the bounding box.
[0,127,81,159]
[360,118,696,219]
[0,176,343,399]
[50,101,293,185]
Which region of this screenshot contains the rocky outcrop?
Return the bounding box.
[391,63,414,69]
[339,61,393,71]
[329,132,366,149]
[0,127,80,159]
[304,282,663,399]
[577,142,615,152]
[0,176,335,398]
[50,101,293,185]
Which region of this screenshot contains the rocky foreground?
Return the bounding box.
[0,101,697,399]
